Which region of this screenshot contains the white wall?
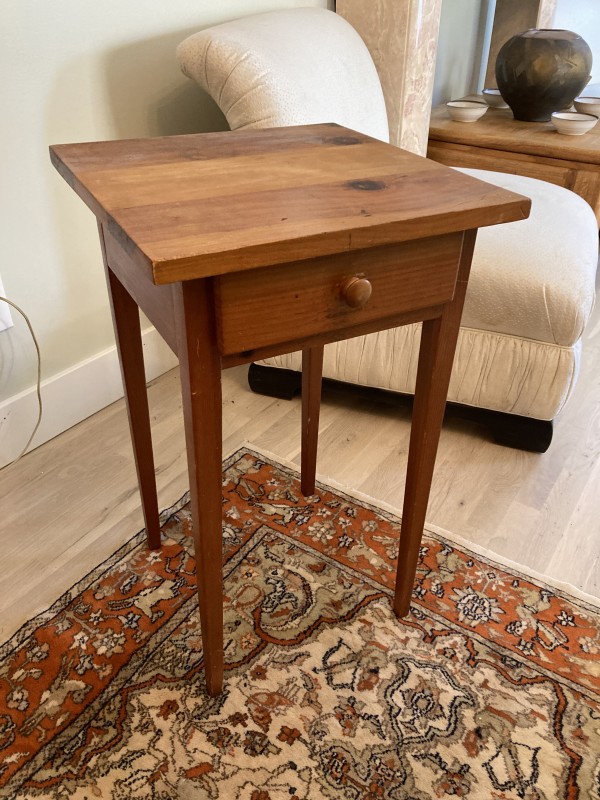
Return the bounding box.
[432,0,494,105]
[432,0,600,107]
[554,0,600,85]
[0,0,330,462]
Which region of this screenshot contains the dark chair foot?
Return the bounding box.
[247,362,554,453]
[447,404,553,452]
[488,413,553,453]
[248,362,302,399]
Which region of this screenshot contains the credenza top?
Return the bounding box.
[429,105,600,166]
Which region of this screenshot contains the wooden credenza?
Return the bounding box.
[428,105,600,225]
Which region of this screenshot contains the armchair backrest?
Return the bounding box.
[177,8,390,143]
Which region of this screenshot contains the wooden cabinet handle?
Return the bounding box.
[340,276,372,308]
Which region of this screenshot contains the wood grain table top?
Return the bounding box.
[430,105,600,166]
[50,123,529,285]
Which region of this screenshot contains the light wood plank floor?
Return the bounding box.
[2,284,599,642]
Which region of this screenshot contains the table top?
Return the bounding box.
[51,123,529,285]
[430,105,600,166]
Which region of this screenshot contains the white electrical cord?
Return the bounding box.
[0,296,43,466]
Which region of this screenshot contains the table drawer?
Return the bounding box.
[214,232,463,356]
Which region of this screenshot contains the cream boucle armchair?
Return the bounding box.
[177,7,598,452]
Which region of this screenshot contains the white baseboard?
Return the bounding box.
[0,327,178,469]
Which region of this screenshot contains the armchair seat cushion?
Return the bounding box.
[458,170,597,347]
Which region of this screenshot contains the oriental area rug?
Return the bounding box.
[1,449,599,800]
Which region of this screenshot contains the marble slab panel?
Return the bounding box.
[337,0,443,155]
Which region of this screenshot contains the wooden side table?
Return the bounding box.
[428,105,600,225]
[50,124,529,695]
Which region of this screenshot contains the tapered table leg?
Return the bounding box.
[99,225,161,550]
[176,280,224,696]
[301,346,324,496]
[393,230,478,617]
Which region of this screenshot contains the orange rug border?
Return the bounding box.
[2,443,598,665]
[247,443,600,611]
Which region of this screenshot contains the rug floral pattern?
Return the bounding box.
[1,449,599,799]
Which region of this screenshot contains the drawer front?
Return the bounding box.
[214,232,463,356]
[428,141,576,188]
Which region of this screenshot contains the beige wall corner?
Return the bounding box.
[537,0,558,28]
[337,0,443,155]
[484,0,557,88]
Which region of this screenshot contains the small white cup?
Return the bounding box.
[550,111,598,135]
[573,96,600,117]
[446,101,488,122]
[482,89,509,108]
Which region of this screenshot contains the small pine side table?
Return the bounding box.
[50,123,529,695]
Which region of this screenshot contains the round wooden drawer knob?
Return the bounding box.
[340,276,372,308]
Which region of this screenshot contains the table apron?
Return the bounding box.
[220,304,445,368]
[102,226,466,369]
[102,224,180,355]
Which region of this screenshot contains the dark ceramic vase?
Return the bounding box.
[495,29,592,122]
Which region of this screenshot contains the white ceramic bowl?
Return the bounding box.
[573,96,600,117]
[551,111,598,135]
[482,89,509,108]
[446,100,488,122]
